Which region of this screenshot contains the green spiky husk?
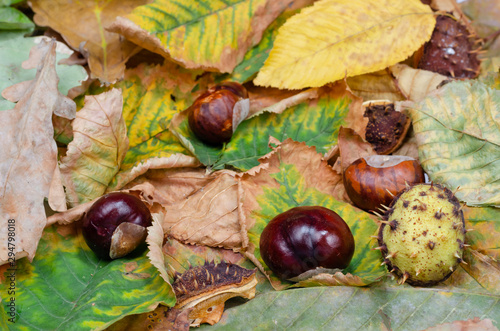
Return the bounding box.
[378,183,466,286]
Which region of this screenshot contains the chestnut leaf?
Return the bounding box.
[254,0,435,89]
[198,287,500,331]
[240,139,386,290]
[0,224,175,330]
[108,0,308,74]
[406,80,500,207]
[107,62,213,190]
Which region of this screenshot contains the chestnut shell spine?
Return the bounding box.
[82,192,153,260]
[259,206,355,280]
[188,82,248,146]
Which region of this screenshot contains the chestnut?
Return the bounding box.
[187,82,248,146]
[82,192,153,260]
[259,206,355,280]
[343,155,425,213]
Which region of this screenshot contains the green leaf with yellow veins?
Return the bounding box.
[407,80,500,207]
[240,140,385,290]
[0,225,175,330]
[108,62,214,190]
[108,0,300,73]
[254,0,435,89]
[213,86,351,170]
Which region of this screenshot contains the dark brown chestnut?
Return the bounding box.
[343,155,425,213]
[82,192,153,260]
[259,206,355,280]
[188,82,248,146]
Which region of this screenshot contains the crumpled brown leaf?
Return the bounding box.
[60,88,128,207]
[346,69,405,102]
[0,39,76,264]
[146,215,172,285]
[160,171,244,250]
[29,0,147,83]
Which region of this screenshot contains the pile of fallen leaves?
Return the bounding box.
[1,0,499,330]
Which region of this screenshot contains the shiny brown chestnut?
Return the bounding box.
[188,82,248,146]
[82,192,153,260]
[259,206,355,280]
[343,155,425,213]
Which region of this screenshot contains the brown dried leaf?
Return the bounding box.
[346,69,405,102]
[390,63,448,101]
[160,171,244,249]
[30,0,147,83]
[0,39,76,264]
[423,317,498,331]
[60,88,129,207]
[338,127,377,172]
[122,168,212,207]
[146,215,172,285]
[248,87,320,118]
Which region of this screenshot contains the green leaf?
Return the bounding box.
[407,80,500,207]
[0,35,87,111]
[218,10,298,84]
[247,162,386,288]
[108,62,213,189]
[214,87,351,170]
[109,0,297,73]
[0,7,34,30]
[200,286,500,330]
[0,225,175,330]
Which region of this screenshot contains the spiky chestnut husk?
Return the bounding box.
[417,15,481,79]
[377,183,466,286]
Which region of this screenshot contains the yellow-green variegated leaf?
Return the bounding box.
[108,62,214,190]
[108,0,299,73]
[60,89,128,207]
[254,0,435,89]
[407,80,500,207]
[0,224,175,330]
[241,140,386,290]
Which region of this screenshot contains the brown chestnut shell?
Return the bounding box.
[343,155,425,213]
[259,206,355,280]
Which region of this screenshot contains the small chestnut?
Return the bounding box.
[343,155,425,213]
[259,206,355,280]
[188,82,248,146]
[82,192,153,260]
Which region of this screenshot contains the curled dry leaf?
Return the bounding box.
[60,88,129,207]
[390,64,449,101]
[0,39,76,264]
[30,0,146,83]
[160,171,244,249]
[146,214,172,286]
[107,307,191,331]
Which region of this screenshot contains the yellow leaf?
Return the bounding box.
[254,0,435,89]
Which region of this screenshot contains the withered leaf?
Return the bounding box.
[0,39,76,264]
[60,88,128,207]
[160,171,244,249]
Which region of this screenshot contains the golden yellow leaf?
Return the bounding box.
[254,0,435,89]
